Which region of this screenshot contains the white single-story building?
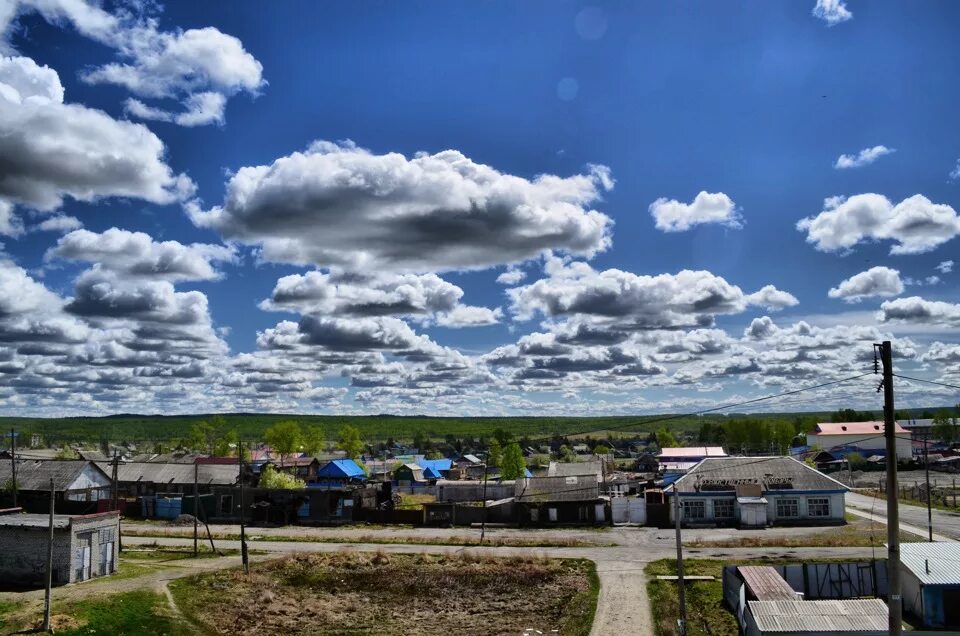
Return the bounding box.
[667,456,848,527]
[806,421,912,460]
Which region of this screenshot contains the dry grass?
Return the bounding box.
[171,551,598,635]
[685,519,919,548]
[123,527,610,548]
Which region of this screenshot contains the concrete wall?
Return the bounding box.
[0,526,73,586]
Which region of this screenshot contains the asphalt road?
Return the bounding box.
[847,490,960,540]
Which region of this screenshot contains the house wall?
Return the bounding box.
[902,569,923,624]
[0,527,72,586]
[670,492,845,526]
[64,464,112,502]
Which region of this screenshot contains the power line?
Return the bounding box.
[892,374,960,392]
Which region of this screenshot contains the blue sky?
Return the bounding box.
[1,0,958,416]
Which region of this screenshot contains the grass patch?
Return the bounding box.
[0,599,23,631]
[647,559,738,636]
[123,528,609,548]
[0,591,194,636]
[122,545,241,562]
[686,520,920,548]
[172,551,597,635]
[394,492,435,509]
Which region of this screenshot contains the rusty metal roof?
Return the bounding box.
[748,599,888,633]
[738,566,798,601]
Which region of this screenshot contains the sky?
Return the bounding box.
[0,0,959,417]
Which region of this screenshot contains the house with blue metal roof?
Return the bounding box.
[416,458,452,478]
[312,459,367,487]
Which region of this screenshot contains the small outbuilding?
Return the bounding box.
[901,541,960,628]
[0,510,119,586]
[744,599,887,635]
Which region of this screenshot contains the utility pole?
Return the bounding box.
[480,459,488,543]
[9,428,17,508]
[876,340,902,635]
[238,440,249,574]
[923,433,933,542]
[193,461,199,557]
[42,477,54,632]
[673,484,687,636]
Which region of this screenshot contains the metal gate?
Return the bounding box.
[612,498,647,524]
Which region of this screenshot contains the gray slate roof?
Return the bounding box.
[547,460,602,478]
[747,599,887,632]
[515,475,600,502]
[900,542,960,585]
[671,457,848,494]
[0,514,71,529]
[0,460,110,491]
[96,461,239,486]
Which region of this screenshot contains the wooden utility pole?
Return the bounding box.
[42,478,54,632]
[673,484,688,636]
[9,429,16,508]
[923,433,933,542]
[878,340,902,635]
[238,441,249,574]
[193,461,199,557]
[480,461,488,543]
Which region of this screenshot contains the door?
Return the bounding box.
[99,542,114,575]
[75,533,93,581]
[628,498,646,524]
[595,503,606,523]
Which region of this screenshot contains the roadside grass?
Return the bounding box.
[171,551,598,635]
[685,519,920,548]
[395,492,436,509]
[122,527,611,548]
[0,599,23,632]
[122,545,241,562]
[0,591,194,636]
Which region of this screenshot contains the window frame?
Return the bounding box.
[713,498,735,519]
[682,499,706,520]
[807,497,831,518]
[776,497,799,518]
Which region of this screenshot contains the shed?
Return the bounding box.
[0,511,119,586]
[744,599,887,635]
[0,460,112,507]
[738,567,799,601]
[900,541,960,628]
[102,461,239,497]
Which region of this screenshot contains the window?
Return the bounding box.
[776,498,799,518]
[682,500,705,520]
[714,499,735,519]
[807,497,831,517]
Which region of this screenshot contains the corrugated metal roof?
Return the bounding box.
[0,460,110,491]
[99,461,238,486]
[317,459,365,479]
[547,460,602,478]
[739,567,798,601]
[900,542,960,585]
[748,599,888,632]
[814,421,908,435]
[515,475,600,502]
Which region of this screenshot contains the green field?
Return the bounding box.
[0,411,833,446]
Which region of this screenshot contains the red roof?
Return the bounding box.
[813,421,908,435]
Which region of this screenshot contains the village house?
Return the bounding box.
[314,458,366,487]
[806,421,912,460]
[0,460,112,513]
[0,510,119,587]
[262,456,321,482]
[667,456,848,528]
[901,542,960,629]
[514,474,607,525]
[102,461,240,497]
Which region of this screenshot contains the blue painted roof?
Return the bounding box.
[317,459,366,479]
[524,468,533,478]
[417,458,452,473]
[421,466,443,479]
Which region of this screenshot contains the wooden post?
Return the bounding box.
[9,429,16,509]
[42,478,54,632]
[193,461,199,558]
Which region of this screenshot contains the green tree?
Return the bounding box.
[594,444,612,456]
[500,442,526,480]
[487,439,503,468]
[933,410,958,444]
[264,420,303,467]
[337,425,364,459]
[259,464,305,489]
[557,444,577,463]
[655,427,678,449]
[301,425,326,456]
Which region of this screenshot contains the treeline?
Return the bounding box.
[695,416,818,453]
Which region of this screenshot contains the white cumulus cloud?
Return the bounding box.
[797,193,960,255]
[189,140,614,273]
[813,0,853,26]
[878,296,960,326]
[649,191,743,232]
[834,145,894,169]
[828,266,904,302]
